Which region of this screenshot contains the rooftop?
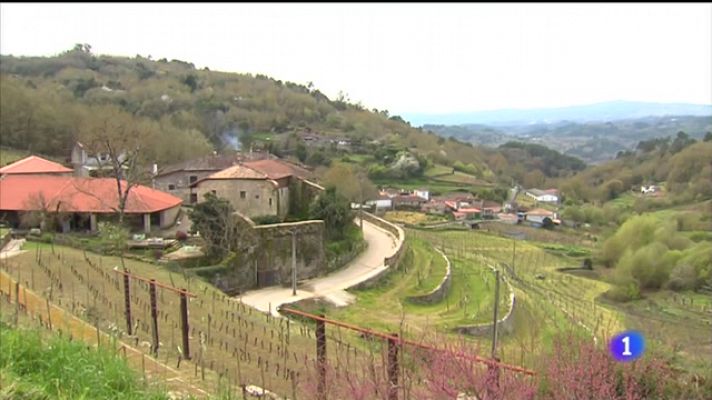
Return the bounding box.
[0,175,182,213]
[0,155,73,175]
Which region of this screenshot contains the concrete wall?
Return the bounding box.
[195,179,281,218]
[406,248,452,305]
[212,213,327,294]
[159,204,181,229]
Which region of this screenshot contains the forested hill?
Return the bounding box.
[0,46,496,176]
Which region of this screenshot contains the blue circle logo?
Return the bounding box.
[609,331,645,362]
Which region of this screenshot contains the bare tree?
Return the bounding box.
[77,106,156,225]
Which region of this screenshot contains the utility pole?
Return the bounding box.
[491,268,500,358]
[291,230,297,296]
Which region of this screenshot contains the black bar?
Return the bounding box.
[388,333,399,400]
[149,279,159,355]
[123,271,132,335]
[316,314,326,400]
[180,290,190,360]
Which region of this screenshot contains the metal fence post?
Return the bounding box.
[149,279,159,355]
[388,333,399,400]
[316,314,327,400]
[123,270,132,335]
[180,289,190,360]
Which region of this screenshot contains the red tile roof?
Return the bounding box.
[0,175,181,213]
[0,156,73,175]
[204,165,268,180]
[243,159,310,180]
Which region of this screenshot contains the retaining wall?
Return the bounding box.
[405,248,452,305]
[453,264,516,337]
[350,212,405,290]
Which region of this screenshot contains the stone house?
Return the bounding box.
[192,159,314,220]
[153,153,253,204]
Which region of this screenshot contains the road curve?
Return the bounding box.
[237,219,398,316]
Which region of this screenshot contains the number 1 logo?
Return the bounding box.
[610,331,644,362]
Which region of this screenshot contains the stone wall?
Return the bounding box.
[213,213,327,294]
[406,248,452,305]
[154,170,214,204]
[452,266,516,337]
[195,179,283,218]
[288,178,324,217]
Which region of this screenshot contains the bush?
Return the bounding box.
[251,215,282,225]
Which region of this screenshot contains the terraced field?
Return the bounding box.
[409,228,624,365]
[294,236,507,334]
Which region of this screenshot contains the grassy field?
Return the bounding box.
[0,321,170,399]
[383,211,448,225]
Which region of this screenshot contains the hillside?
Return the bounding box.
[558,138,712,205]
[0,46,497,182]
[425,115,712,164]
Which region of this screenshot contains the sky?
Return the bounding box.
[1,3,711,115]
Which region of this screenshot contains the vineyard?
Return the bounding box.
[0,239,536,398]
[408,228,624,364]
[296,236,508,333]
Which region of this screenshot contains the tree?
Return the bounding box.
[322,163,378,203]
[295,143,308,163]
[189,192,237,260]
[182,74,199,93]
[309,187,352,240]
[77,105,156,225]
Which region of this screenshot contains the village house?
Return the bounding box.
[191,159,315,219]
[640,185,659,195]
[366,195,394,212]
[0,174,182,233]
[524,188,560,203]
[152,153,270,204]
[70,142,128,177]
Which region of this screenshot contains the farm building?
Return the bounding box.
[0,174,182,233]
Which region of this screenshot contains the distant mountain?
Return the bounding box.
[425,115,712,164]
[404,101,712,127]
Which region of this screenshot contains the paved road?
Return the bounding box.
[237,219,398,316]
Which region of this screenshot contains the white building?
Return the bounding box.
[525,188,559,203]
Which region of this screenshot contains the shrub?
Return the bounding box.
[175,230,188,241]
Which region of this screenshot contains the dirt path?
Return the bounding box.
[0,238,27,260]
[238,219,398,316]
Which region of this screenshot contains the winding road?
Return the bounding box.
[237,219,399,316]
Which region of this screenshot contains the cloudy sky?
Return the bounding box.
[1,3,710,115]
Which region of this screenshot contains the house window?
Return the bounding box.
[240,191,246,199]
[255,194,260,199]
[189,175,198,184]
[168,184,176,191]
[211,190,217,195]
[190,193,198,204]
[269,198,273,207]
